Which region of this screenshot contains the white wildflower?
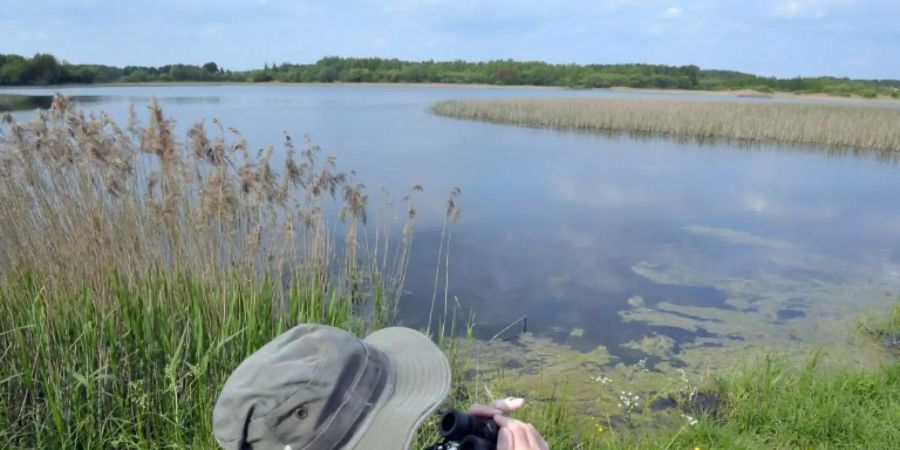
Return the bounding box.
[681,414,698,426]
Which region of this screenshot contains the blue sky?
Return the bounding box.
[3,0,898,79]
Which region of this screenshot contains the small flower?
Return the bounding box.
[591,374,611,384]
[633,358,648,370]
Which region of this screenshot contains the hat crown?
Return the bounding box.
[213,324,391,450]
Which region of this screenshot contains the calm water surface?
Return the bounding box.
[5,85,900,364]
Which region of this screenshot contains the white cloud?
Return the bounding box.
[662,6,683,19]
[380,0,452,14]
[553,178,653,208]
[773,0,856,19]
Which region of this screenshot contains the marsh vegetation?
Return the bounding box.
[0,95,420,447]
[432,98,900,154]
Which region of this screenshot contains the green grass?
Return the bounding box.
[662,357,900,450]
[860,299,900,348]
[0,269,392,448]
[432,98,900,155]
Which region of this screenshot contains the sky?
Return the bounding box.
[2,0,898,79]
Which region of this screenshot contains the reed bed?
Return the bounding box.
[432,98,900,154]
[0,94,422,304]
[0,95,421,448]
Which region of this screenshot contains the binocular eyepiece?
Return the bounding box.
[438,409,498,450]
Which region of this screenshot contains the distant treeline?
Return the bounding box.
[2,53,898,98]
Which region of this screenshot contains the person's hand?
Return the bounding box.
[467,398,549,450]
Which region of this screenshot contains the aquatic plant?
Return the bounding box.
[432,98,900,155]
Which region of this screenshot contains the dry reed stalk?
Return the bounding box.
[0,94,418,317]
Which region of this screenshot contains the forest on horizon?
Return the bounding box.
[2,52,898,98]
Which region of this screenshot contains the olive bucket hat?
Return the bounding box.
[213,324,451,450]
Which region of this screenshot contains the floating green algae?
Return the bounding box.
[683,225,793,249]
[454,224,899,427]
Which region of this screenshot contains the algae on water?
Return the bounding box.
[458,224,899,422]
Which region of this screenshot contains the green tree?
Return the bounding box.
[0,57,28,84]
[124,69,150,82]
[27,53,64,84]
[317,67,338,82]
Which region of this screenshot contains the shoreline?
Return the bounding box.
[609,86,900,105]
[2,81,898,103]
[0,81,565,91]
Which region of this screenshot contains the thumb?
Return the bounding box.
[490,397,525,413]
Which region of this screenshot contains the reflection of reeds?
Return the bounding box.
[432,98,900,155]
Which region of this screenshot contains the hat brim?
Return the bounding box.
[349,327,450,450]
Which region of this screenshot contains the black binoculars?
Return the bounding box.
[437,409,499,450]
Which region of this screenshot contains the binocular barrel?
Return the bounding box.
[439,409,498,450]
[458,435,495,450]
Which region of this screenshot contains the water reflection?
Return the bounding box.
[0,94,53,111]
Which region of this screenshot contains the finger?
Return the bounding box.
[493,414,512,427]
[531,425,549,450]
[490,397,525,413]
[538,435,549,450]
[497,417,546,450]
[505,419,531,449]
[468,404,504,417]
[495,416,530,447]
[496,427,514,450]
[522,422,543,449]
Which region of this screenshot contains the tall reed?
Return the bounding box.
[432,98,900,155]
[0,95,418,448]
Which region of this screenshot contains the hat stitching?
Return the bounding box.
[331,360,394,450]
[256,331,325,426]
[298,340,372,450]
[341,355,397,450]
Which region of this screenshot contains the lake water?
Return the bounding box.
[4,84,900,369]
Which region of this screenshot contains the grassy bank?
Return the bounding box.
[459,308,900,449]
[652,302,900,450]
[432,98,900,155]
[861,300,900,353]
